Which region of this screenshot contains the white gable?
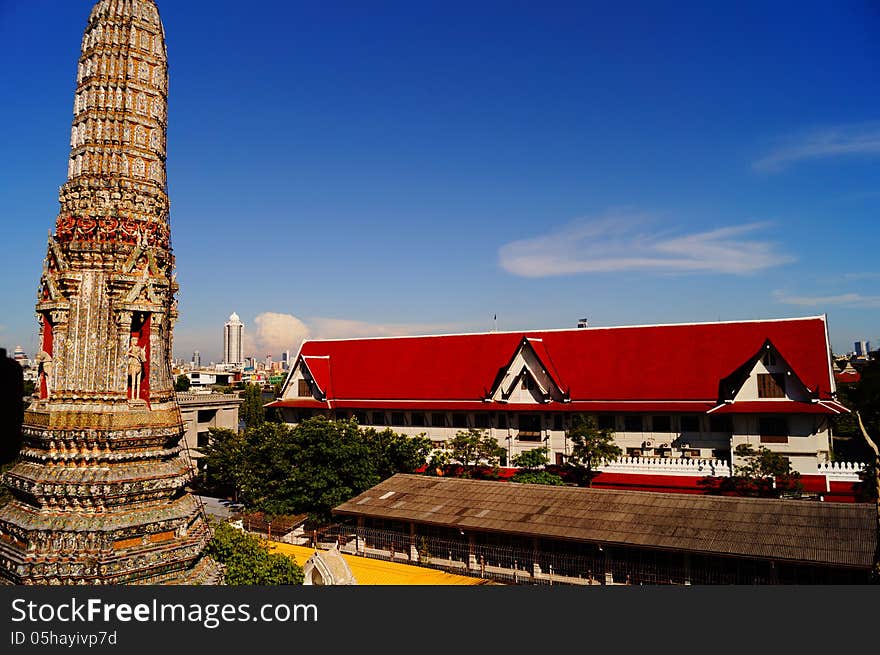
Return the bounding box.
[490,339,565,404]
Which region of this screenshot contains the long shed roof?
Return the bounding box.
[333,474,877,569]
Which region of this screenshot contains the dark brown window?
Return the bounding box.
[334,411,348,421]
[624,415,642,432]
[474,413,490,429]
[597,415,616,431]
[371,411,386,425]
[709,415,732,433]
[431,413,446,427]
[552,414,564,431]
[390,412,406,426]
[651,416,672,432]
[759,417,788,442]
[354,411,367,424]
[452,413,468,428]
[411,412,426,427]
[497,413,508,429]
[680,415,700,432]
[518,414,542,441]
[757,373,786,398]
[298,379,311,397]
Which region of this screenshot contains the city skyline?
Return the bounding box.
[2,1,879,363]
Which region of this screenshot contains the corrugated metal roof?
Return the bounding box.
[333,474,877,568]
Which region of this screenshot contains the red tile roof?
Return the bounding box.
[276,316,835,406]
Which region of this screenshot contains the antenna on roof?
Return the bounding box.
[493,314,497,332]
[577,318,589,329]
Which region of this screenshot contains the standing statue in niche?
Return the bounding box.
[127,337,146,401]
[35,350,53,397]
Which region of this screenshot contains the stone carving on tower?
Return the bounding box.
[0,0,220,585]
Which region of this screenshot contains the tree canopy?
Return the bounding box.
[174,374,191,392]
[206,521,303,585]
[699,444,801,498]
[510,446,566,485]
[199,417,431,522]
[446,428,505,476]
[565,414,622,487]
[239,383,266,428]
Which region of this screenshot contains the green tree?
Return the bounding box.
[701,444,802,498]
[730,444,802,497]
[206,521,303,585]
[565,414,622,487]
[510,446,566,485]
[363,427,432,479]
[174,374,191,392]
[512,446,550,470]
[239,383,266,428]
[447,428,505,476]
[22,380,36,397]
[198,427,249,500]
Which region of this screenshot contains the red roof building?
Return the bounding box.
[270,315,849,478]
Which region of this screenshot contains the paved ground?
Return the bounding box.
[196,495,243,521]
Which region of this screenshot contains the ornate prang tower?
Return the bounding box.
[0,0,220,584]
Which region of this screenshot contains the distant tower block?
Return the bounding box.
[224,312,244,365]
[0,0,219,585]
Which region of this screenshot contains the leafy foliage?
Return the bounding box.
[700,444,801,498]
[510,470,566,485]
[206,521,303,585]
[239,383,266,428]
[174,374,191,392]
[199,417,431,523]
[512,446,550,470]
[447,429,506,476]
[565,414,622,487]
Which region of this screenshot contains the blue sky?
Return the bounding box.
[1,0,879,363]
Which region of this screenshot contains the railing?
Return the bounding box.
[816,461,867,481]
[598,457,731,477]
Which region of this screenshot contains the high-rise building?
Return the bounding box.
[0,0,219,585]
[223,312,243,365]
[281,349,291,370]
[192,350,200,368]
[854,340,870,357]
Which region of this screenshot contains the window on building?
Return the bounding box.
[757,373,786,398]
[197,432,210,449]
[651,416,672,432]
[497,413,508,429]
[197,409,216,424]
[518,414,542,441]
[411,412,426,427]
[391,412,406,426]
[709,415,733,433]
[680,415,700,433]
[624,415,643,432]
[298,379,311,397]
[452,413,468,428]
[372,411,386,425]
[474,413,490,429]
[295,410,313,423]
[552,414,564,431]
[354,411,367,424]
[597,415,616,431]
[759,417,789,443]
[431,413,446,428]
[334,411,348,421]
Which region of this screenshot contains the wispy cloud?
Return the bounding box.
[773,290,880,309]
[843,272,880,281]
[754,122,880,172]
[498,212,795,278]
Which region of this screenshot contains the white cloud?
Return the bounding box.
[773,290,880,309]
[247,312,465,357]
[754,122,880,172]
[498,212,794,278]
[251,312,310,356]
